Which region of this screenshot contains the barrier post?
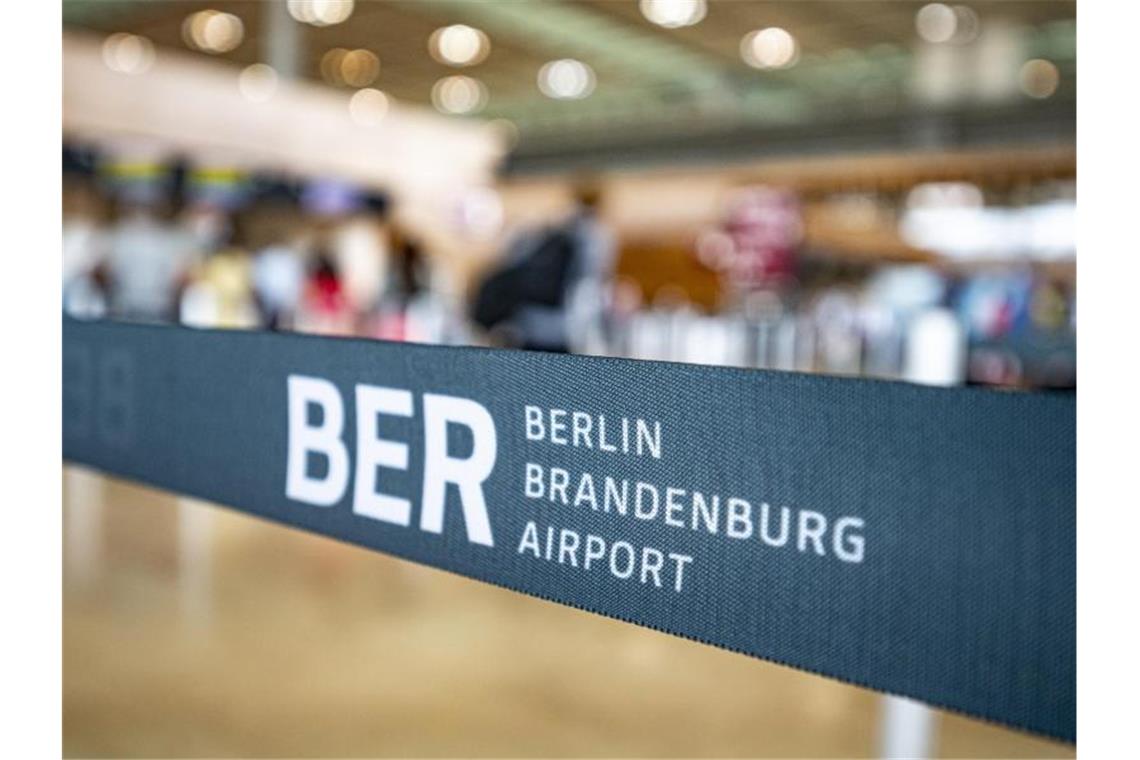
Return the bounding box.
[878,306,967,758]
[64,464,104,591]
[177,497,214,629]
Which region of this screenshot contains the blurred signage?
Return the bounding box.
[700,187,801,291]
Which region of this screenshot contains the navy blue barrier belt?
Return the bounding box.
[62,318,1075,742]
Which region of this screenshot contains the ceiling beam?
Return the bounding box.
[502,99,1076,176]
[486,18,1075,149]
[63,0,160,26]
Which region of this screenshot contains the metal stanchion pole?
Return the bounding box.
[881,695,939,759]
[879,306,966,759]
[177,497,213,629]
[64,464,104,591]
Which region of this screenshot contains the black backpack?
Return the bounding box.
[472,226,577,329]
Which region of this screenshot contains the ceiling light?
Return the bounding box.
[639,0,706,29]
[322,48,380,88]
[1019,59,1059,99]
[432,75,488,115]
[349,88,390,126]
[238,64,278,102]
[916,3,957,43]
[741,28,798,70]
[429,24,490,67]
[102,33,155,75]
[950,5,980,44]
[320,48,348,85]
[182,10,244,54]
[287,0,354,27]
[340,49,380,87]
[537,59,596,100]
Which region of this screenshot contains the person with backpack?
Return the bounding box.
[472,183,614,353]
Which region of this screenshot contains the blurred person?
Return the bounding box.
[104,194,197,323]
[370,228,422,342]
[61,176,109,318]
[400,243,467,346]
[179,210,257,329]
[297,248,352,335]
[251,229,307,331]
[333,209,390,326]
[369,228,464,345]
[472,182,615,352]
[181,202,230,260]
[563,184,619,354]
[300,182,389,330]
[366,224,473,346]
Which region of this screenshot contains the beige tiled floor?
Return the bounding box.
[63,469,1074,758]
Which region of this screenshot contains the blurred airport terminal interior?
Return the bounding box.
[62,1,1075,757]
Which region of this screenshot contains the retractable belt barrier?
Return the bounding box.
[62,318,1075,741]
